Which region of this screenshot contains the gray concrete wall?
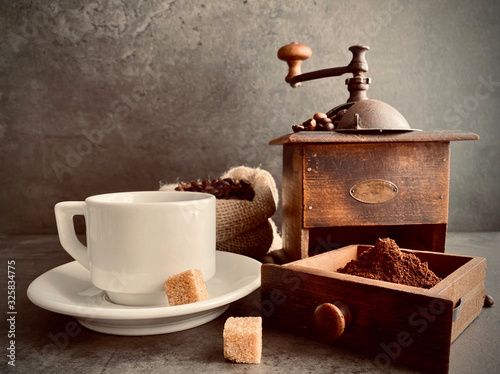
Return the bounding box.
[1,0,499,234]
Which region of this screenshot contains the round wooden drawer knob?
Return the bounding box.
[314,301,352,339]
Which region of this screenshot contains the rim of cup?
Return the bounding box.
[84,191,215,205]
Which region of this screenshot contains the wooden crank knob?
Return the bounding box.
[277,42,312,87]
[314,301,352,339]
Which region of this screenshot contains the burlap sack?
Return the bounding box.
[160,166,281,259]
[216,219,274,256]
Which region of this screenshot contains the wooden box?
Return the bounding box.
[261,245,486,373]
[270,130,479,261]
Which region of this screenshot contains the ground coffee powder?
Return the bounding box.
[337,238,441,289]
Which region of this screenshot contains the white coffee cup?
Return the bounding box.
[54,191,216,306]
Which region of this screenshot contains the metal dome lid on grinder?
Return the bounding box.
[277,42,418,132]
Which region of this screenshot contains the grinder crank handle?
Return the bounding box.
[277,43,370,88]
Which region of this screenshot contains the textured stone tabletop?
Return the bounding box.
[1,232,498,373]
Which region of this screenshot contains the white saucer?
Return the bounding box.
[27,251,261,336]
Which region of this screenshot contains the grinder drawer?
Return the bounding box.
[261,245,486,374]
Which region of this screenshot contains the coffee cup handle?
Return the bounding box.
[54,202,90,270]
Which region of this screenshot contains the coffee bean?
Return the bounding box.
[292,124,305,132]
[313,112,327,121]
[323,122,335,131]
[305,118,317,131]
[484,294,495,307]
[177,177,255,201]
[292,110,347,132]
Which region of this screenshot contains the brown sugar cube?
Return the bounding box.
[223,317,262,364]
[164,269,209,306]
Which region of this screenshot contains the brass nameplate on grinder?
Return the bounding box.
[349,179,398,204]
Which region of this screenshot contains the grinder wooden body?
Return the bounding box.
[270,130,479,261]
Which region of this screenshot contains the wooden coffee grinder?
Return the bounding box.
[270,43,479,261]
